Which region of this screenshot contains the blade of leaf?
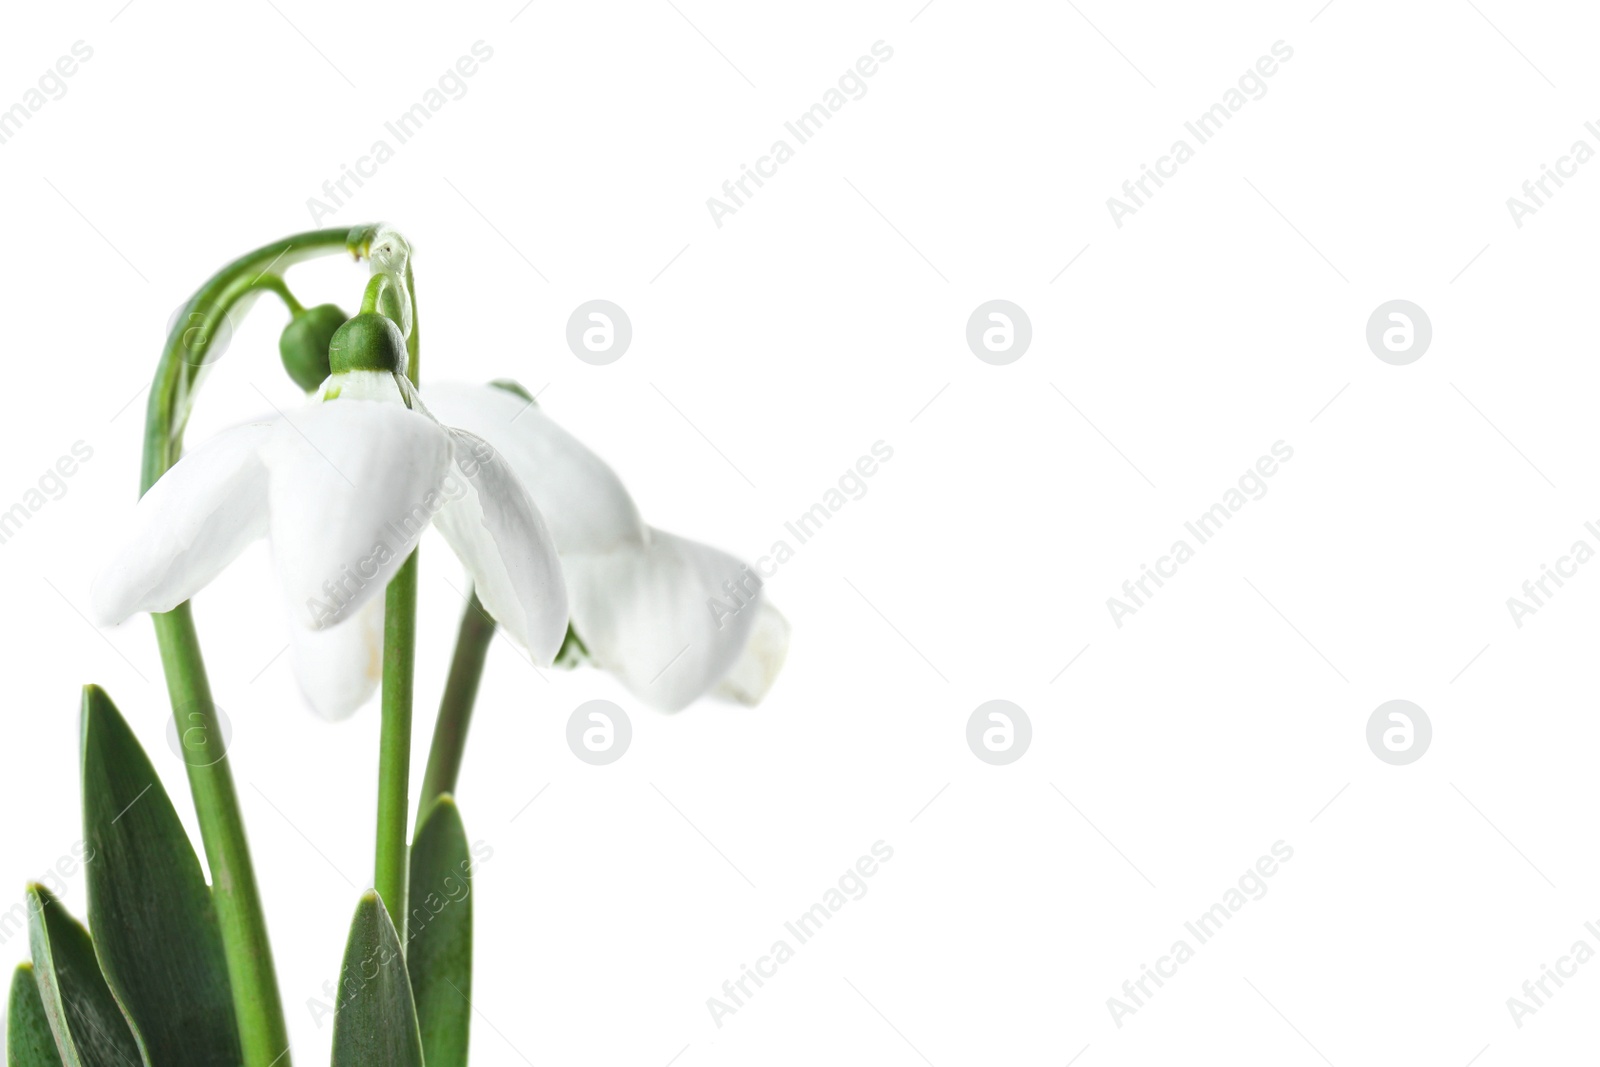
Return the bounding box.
[78,685,242,1066]
[8,963,66,1067]
[407,796,473,1067]
[25,886,142,1067]
[332,892,423,1067]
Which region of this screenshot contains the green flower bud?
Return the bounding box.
[278,304,348,392]
[328,312,407,375]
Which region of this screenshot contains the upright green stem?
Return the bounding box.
[404,262,420,379]
[374,553,419,932]
[372,239,423,935]
[418,592,496,823]
[141,227,377,1067]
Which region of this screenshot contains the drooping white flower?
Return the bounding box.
[424,380,789,712]
[91,316,569,720]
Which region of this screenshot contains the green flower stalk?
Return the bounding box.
[139,227,361,1067]
[361,232,421,937]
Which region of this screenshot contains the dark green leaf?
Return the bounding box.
[7,963,65,1067]
[332,893,423,1067]
[78,685,241,1066]
[407,796,473,1067]
[25,886,141,1067]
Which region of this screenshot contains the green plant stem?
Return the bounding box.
[140,227,377,1067]
[150,605,279,1062]
[358,273,403,322]
[142,229,360,493]
[373,245,423,935]
[374,553,419,933]
[404,262,419,378]
[418,593,496,823]
[255,274,304,315]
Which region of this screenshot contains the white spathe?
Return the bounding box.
[424,381,789,712]
[91,372,569,720]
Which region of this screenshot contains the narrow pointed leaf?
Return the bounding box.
[78,685,242,1066]
[332,893,423,1067]
[7,963,65,1067]
[407,796,473,1067]
[25,887,141,1067]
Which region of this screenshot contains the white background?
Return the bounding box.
[1,0,1598,1064]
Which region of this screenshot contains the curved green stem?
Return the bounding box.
[255,274,304,316]
[141,227,376,1067]
[418,592,496,824]
[142,229,362,494]
[358,273,405,323]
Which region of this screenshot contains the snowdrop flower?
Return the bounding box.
[91,314,569,719]
[424,381,789,713]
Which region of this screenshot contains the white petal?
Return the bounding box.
[287,597,384,721]
[90,420,275,624]
[432,429,569,664]
[263,400,452,630]
[565,529,763,712]
[714,601,790,706]
[422,382,645,555]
